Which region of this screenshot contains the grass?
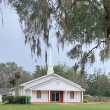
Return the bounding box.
[0,102,110,110]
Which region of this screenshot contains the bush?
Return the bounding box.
[2,96,14,103]
[83,100,88,103]
[2,96,31,104]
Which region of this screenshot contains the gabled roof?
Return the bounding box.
[20,74,50,86]
[28,76,84,91]
[0,88,11,95]
[20,73,85,91]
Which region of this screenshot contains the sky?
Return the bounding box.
[0,3,110,74]
[0,4,74,73]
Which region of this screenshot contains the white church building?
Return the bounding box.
[12,49,85,103]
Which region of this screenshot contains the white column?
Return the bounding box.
[64,91,67,102]
[31,90,32,102]
[49,90,50,103]
[81,91,83,103]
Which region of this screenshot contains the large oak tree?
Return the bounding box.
[1,0,110,74]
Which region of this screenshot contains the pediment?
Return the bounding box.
[29,78,83,91]
[23,74,84,91]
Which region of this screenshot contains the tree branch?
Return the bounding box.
[80,40,106,75]
[86,40,106,59]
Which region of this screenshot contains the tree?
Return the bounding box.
[1,62,109,97]
[32,65,47,78]
[1,0,110,74]
[14,72,21,96]
[0,62,32,88]
[0,63,9,87]
[54,64,68,77]
[86,69,110,96]
[32,64,110,96]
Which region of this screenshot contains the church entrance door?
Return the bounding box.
[51,92,60,102]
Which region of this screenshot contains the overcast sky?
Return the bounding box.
[0,3,110,74]
[0,4,74,73]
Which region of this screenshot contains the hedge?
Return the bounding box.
[83,100,88,103]
[2,96,31,104]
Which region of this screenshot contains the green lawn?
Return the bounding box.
[0,102,110,110]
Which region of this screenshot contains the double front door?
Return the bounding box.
[51,92,60,102]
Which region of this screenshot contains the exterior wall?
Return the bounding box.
[31,90,48,102]
[11,74,84,103]
[0,95,2,102]
[63,91,81,102]
[12,89,81,103]
[68,91,81,102]
[31,90,81,103]
[24,75,55,90]
[19,87,23,96]
[12,87,23,96]
[32,79,81,91]
[26,90,31,96]
[12,90,15,96]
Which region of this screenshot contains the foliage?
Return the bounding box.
[83,100,88,103]
[0,62,110,97]
[2,96,30,104]
[4,0,110,74]
[8,0,51,59]
[86,69,110,96]
[2,96,14,103]
[32,65,47,78]
[32,64,110,97]
[0,62,32,88]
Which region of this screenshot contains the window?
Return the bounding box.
[37,91,41,98]
[70,91,74,99]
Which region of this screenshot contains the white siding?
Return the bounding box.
[32,79,81,91]
[31,91,48,102]
[19,87,24,96]
[63,91,81,102]
[12,74,84,103]
[67,91,81,102]
[24,76,55,90]
[18,88,20,96]
[12,90,15,96]
[0,95,2,102]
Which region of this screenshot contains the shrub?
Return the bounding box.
[2,96,30,104]
[83,100,88,103]
[2,96,14,103]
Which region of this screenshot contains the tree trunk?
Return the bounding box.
[15,78,19,96]
[103,0,110,37]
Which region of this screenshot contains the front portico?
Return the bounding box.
[28,89,83,103]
